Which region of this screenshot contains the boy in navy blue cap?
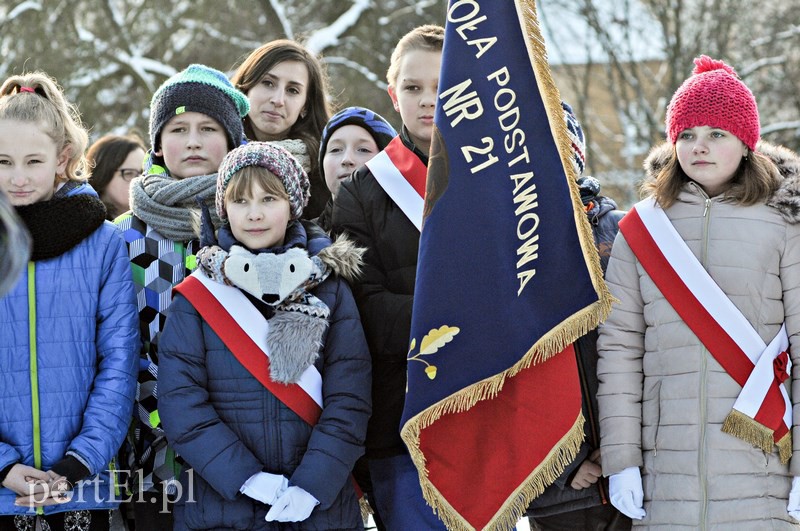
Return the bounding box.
[316,106,397,231]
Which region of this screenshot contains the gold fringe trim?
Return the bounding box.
[778,432,793,464]
[397,1,618,529]
[483,414,585,531]
[403,413,585,531]
[721,409,793,464]
[516,0,615,319]
[359,495,373,523]
[721,409,774,453]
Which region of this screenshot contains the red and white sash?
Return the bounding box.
[619,198,792,462]
[174,271,323,425]
[174,271,369,501]
[365,136,426,231]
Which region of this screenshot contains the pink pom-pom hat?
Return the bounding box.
[665,55,760,151]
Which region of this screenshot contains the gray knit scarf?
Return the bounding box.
[129,169,220,241]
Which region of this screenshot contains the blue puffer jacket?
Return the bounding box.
[0,184,139,515]
[159,222,371,530]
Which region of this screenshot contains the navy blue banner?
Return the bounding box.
[403,2,600,414]
[400,2,612,529]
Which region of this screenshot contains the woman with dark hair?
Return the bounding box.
[232,39,332,219]
[86,133,146,220]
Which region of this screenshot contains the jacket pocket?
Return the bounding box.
[642,379,662,456]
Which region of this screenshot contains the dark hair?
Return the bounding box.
[642,144,781,208]
[231,39,331,173]
[86,133,146,218]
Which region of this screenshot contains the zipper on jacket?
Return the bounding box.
[109,458,120,498]
[652,380,661,458]
[699,341,709,531]
[27,263,44,516]
[699,198,712,530]
[265,385,280,472]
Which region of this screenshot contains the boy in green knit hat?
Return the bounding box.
[114,64,249,529]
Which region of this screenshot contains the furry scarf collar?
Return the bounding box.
[196,223,333,384]
[644,140,800,223]
[16,194,106,261]
[129,152,220,241]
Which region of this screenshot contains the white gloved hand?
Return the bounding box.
[265,485,319,523]
[240,472,289,506]
[787,477,800,520]
[609,466,646,520]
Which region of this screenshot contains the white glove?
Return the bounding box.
[240,472,289,506]
[265,485,319,523]
[609,466,646,520]
[787,477,800,520]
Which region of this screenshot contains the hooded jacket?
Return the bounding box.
[598,141,800,529]
[158,222,371,530]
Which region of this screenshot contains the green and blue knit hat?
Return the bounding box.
[149,64,250,152]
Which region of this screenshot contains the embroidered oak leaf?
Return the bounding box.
[408,325,460,381]
[419,326,460,355]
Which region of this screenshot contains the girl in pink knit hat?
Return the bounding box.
[596,55,800,528]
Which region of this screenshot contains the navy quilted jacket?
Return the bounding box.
[159,230,371,530]
[0,187,139,515]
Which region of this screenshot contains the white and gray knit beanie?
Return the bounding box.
[216,142,310,221]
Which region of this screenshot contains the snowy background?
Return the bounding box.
[2,0,800,204]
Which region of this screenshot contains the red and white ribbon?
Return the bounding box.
[176,271,323,424]
[366,136,426,231]
[620,198,791,444]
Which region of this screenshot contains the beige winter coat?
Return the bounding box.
[598,141,800,529]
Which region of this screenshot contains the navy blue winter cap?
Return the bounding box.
[318,106,398,172]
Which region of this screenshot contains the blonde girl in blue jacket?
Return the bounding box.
[0,72,138,531]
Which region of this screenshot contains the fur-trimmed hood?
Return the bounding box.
[317,233,365,283]
[643,140,800,223]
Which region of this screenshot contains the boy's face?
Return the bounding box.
[156,111,229,179]
[227,180,291,250]
[322,125,379,198]
[388,49,442,155]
